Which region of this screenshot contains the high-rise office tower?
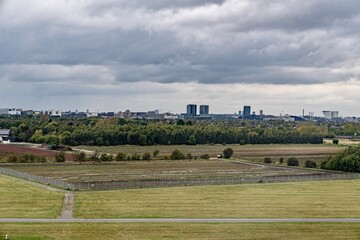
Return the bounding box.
[186,104,197,118]
[243,106,251,118]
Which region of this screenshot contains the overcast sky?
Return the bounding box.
[1,0,360,116]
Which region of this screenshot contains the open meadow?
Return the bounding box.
[0,175,62,218]
[0,143,349,191]
[3,159,327,183]
[1,171,360,239]
[75,180,360,219]
[1,223,360,240]
[77,143,343,164]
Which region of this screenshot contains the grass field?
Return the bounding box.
[324,138,360,145]
[0,144,344,184]
[1,143,343,184]
[0,175,63,218]
[77,143,343,163]
[75,180,360,219]
[3,159,325,183]
[1,223,360,240]
[77,143,343,157]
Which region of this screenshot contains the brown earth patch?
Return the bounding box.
[0,144,74,161]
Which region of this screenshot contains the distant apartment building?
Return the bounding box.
[199,105,209,116]
[21,110,34,116]
[86,111,98,118]
[46,109,62,117]
[9,108,22,116]
[0,129,10,143]
[323,111,339,119]
[186,104,197,118]
[243,106,251,118]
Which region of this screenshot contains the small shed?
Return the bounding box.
[0,129,10,143]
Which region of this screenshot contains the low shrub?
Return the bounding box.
[304,159,317,168]
[131,153,141,160]
[263,157,272,164]
[115,152,127,161]
[153,149,160,157]
[100,153,113,161]
[142,152,151,160]
[200,154,210,159]
[55,151,66,162]
[7,153,47,163]
[287,157,299,166]
[170,149,185,160]
[74,152,87,162]
[223,148,234,159]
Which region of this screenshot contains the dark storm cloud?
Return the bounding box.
[1,0,360,86]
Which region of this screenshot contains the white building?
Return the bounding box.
[323,111,339,119]
[48,109,62,117]
[0,129,10,144]
[86,112,98,118]
[9,108,22,116]
[282,114,295,122]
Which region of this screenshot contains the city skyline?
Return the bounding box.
[1,1,360,116]
[0,104,346,118]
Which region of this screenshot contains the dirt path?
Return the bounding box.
[59,192,75,219]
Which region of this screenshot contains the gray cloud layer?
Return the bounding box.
[1,0,360,115]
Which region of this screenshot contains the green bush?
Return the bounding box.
[7,154,47,163]
[89,151,100,162]
[223,148,234,159]
[7,154,18,163]
[153,149,160,157]
[304,159,317,168]
[200,154,210,159]
[287,157,299,166]
[170,149,185,160]
[115,152,127,161]
[100,153,113,161]
[55,151,66,162]
[142,152,151,160]
[332,138,339,144]
[74,152,87,162]
[131,153,141,160]
[263,157,272,164]
[279,157,284,164]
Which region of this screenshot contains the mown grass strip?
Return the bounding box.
[0,175,63,218]
[1,223,360,240]
[75,180,360,218]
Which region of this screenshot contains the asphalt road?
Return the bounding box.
[0,218,360,223]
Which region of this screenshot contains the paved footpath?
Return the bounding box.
[1,218,360,223]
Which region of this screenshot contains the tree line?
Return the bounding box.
[1,117,327,146]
